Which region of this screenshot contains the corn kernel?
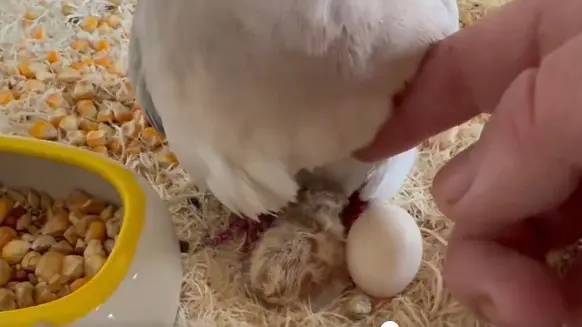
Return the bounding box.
[18,62,35,79]
[142,127,163,148]
[81,58,95,66]
[98,123,114,137]
[86,130,107,147]
[156,150,179,168]
[35,71,53,81]
[46,93,63,109]
[81,16,99,33]
[106,15,121,29]
[72,81,95,100]
[49,108,68,127]
[0,90,14,106]
[71,39,90,53]
[106,62,121,75]
[70,62,86,71]
[107,138,122,155]
[112,105,132,123]
[25,79,45,93]
[31,26,46,40]
[57,68,82,82]
[94,56,112,69]
[66,130,86,146]
[76,100,97,119]
[91,145,109,156]
[93,40,110,53]
[126,141,142,156]
[97,22,111,35]
[47,51,60,64]
[79,119,99,132]
[58,115,79,131]
[24,10,40,21]
[96,108,113,123]
[29,121,58,140]
[62,3,75,16]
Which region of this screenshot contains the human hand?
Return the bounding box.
[357,0,582,325]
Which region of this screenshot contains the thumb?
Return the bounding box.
[432,35,582,229]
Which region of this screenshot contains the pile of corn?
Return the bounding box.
[0,0,177,168]
[0,186,122,311]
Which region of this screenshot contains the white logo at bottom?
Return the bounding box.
[381,321,399,327]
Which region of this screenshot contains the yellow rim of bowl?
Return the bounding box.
[0,135,146,326]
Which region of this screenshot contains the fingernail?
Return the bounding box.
[434,145,476,205]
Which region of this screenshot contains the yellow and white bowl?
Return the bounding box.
[0,136,182,326]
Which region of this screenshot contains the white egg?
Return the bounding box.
[346,202,423,298]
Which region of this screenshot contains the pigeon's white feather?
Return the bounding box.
[130,0,459,218]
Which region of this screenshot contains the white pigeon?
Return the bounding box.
[128,0,460,220]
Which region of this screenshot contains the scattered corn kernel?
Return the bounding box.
[47,51,60,64]
[97,22,111,35]
[61,3,75,16]
[76,100,97,119]
[58,115,79,131]
[125,141,142,156]
[18,62,35,79]
[25,80,45,93]
[79,119,99,132]
[106,62,121,75]
[57,68,82,82]
[22,19,33,28]
[112,104,132,123]
[71,39,90,53]
[69,62,86,71]
[91,145,109,156]
[142,127,164,148]
[93,40,110,53]
[107,138,122,155]
[81,16,99,33]
[29,121,58,140]
[98,124,114,138]
[156,150,179,168]
[0,90,14,106]
[35,71,53,81]
[72,81,95,100]
[0,62,19,75]
[49,108,68,127]
[81,58,95,67]
[86,130,107,147]
[46,94,63,109]
[121,120,138,138]
[31,26,46,41]
[66,130,86,146]
[106,15,121,29]
[94,56,112,69]
[96,108,113,123]
[24,10,40,21]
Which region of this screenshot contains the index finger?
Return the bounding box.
[356,0,582,161]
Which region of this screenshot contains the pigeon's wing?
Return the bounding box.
[127,21,165,135]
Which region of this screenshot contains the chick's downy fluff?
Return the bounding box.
[246,187,350,309]
[129,0,459,219]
